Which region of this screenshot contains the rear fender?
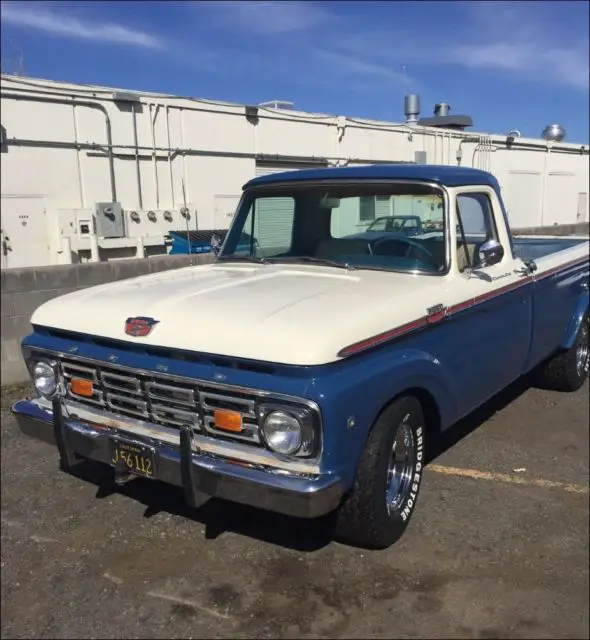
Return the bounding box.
[562,292,589,349]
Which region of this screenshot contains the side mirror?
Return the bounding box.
[478,239,504,267]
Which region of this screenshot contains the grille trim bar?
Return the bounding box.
[203,415,260,444]
[106,392,150,419]
[151,403,200,428]
[146,381,196,407]
[199,391,256,417]
[25,346,323,459]
[62,362,99,383]
[62,356,264,441]
[102,371,142,394]
[35,347,320,413]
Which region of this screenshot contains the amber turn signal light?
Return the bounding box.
[213,409,243,433]
[70,378,94,397]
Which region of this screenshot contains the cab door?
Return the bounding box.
[443,186,533,416]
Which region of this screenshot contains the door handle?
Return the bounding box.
[514,259,537,276]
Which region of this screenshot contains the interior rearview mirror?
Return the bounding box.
[320,195,341,209]
[478,239,504,267]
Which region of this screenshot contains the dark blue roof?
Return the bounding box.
[245,164,499,189]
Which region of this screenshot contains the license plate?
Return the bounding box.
[110,438,155,479]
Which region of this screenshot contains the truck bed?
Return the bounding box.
[513,236,589,261]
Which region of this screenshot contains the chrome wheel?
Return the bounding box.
[386,414,416,513]
[576,323,589,377]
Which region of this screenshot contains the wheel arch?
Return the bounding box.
[562,293,589,350]
[367,385,442,452]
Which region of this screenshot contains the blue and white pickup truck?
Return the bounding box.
[12,165,589,549]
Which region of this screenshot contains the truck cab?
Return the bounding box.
[12,164,589,549]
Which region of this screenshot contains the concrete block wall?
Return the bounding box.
[1,254,214,386]
[512,223,589,237]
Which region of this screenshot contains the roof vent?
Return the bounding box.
[434,102,450,117]
[258,100,295,110]
[404,93,420,123]
[542,124,566,142]
[417,102,473,131]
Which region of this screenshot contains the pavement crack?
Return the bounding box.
[146,590,232,620]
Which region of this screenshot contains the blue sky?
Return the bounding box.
[1,0,589,142]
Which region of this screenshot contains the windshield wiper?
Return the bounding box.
[267,256,357,271]
[216,255,271,265]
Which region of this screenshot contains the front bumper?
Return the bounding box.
[11,398,344,519]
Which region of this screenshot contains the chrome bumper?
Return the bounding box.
[11,399,344,519]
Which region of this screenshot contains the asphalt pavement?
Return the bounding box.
[1,377,588,639]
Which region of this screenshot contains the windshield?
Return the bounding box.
[218,182,447,274]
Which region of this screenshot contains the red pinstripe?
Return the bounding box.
[337,256,588,358]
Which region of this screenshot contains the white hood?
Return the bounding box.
[31,263,447,366]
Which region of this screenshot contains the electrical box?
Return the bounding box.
[95,202,124,238]
[78,218,93,238]
[414,150,428,164]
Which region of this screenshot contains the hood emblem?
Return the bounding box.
[125,316,159,337]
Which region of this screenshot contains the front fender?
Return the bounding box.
[306,347,460,487]
[562,291,589,349]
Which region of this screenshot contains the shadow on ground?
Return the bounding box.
[425,373,537,463]
[57,374,540,552]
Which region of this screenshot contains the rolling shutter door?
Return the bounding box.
[375,195,391,217]
[254,163,325,250]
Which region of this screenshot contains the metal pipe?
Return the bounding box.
[5,136,473,166]
[57,236,72,265]
[433,131,438,163]
[180,109,189,208]
[2,91,118,202]
[447,131,452,166]
[136,235,145,258]
[165,105,175,209]
[71,103,86,208]
[149,103,161,209]
[131,102,143,210]
[540,143,552,226]
[89,232,100,262]
[4,84,586,155]
[1,82,340,127]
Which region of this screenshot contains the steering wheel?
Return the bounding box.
[371,237,437,268]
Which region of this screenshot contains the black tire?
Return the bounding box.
[335,395,426,550]
[537,311,589,392]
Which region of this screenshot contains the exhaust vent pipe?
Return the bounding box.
[434,102,450,117]
[404,93,420,123]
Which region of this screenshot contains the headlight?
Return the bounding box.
[261,411,302,455]
[259,405,319,457]
[33,361,57,398]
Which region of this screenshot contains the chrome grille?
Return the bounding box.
[59,357,261,444]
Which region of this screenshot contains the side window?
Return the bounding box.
[456,193,500,271]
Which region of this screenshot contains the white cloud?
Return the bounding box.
[318,12,588,93]
[196,0,330,35]
[445,1,589,91]
[1,2,162,48]
[447,41,589,91]
[312,49,411,84]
